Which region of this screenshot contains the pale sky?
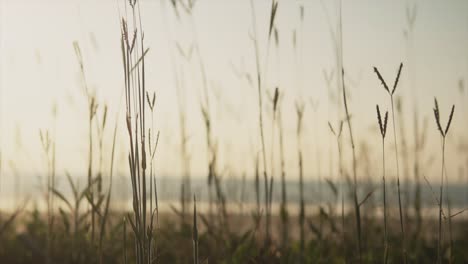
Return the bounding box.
[1,0,468,195]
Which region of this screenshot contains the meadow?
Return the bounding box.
[1,0,468,263]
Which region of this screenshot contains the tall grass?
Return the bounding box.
[192,195,199,264]
[278,93,289,250]
[403,2,425,241]
[376,105,389,264]
[340,68,362,263]
[162,0,191,221]
[396,97,411,226]
[73,40,97,240]
[120,1,157,262]
[2,1,468,264]
[433,98,455,264]
[328,120,345,262]
[268,87,279,239]
[373,63,407,263]
[334,1,363,261]
[39,128,54,264]
[98,109,119,264]
[249,0,275,246]
[295,101,305,263]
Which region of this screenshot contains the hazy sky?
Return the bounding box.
[1,0,468,191]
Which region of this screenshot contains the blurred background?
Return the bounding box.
[0,0,467,212]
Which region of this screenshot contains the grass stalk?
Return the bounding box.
[249,0,278,247]
[376,105,389,264]
[249,0,268,244]
[328,121,345,263]
[278,96,289,249]
[295,102,305,263]
[193,195,199,264]
[124,217,127,264]
[433,97,455,264]
[335,2,362,261]
[341,75,361,263]
[444,165,453,264]
[374,63,407,263]
[120,2,155,262]
[39,129,53,264]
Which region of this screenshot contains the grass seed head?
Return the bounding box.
[444,105,455,136]
[373,67,389,93]
[433,97,444,136]
[376,105,389,138]
[376,105,383,134]
[383,112,388,137]
[392,63,403,94]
